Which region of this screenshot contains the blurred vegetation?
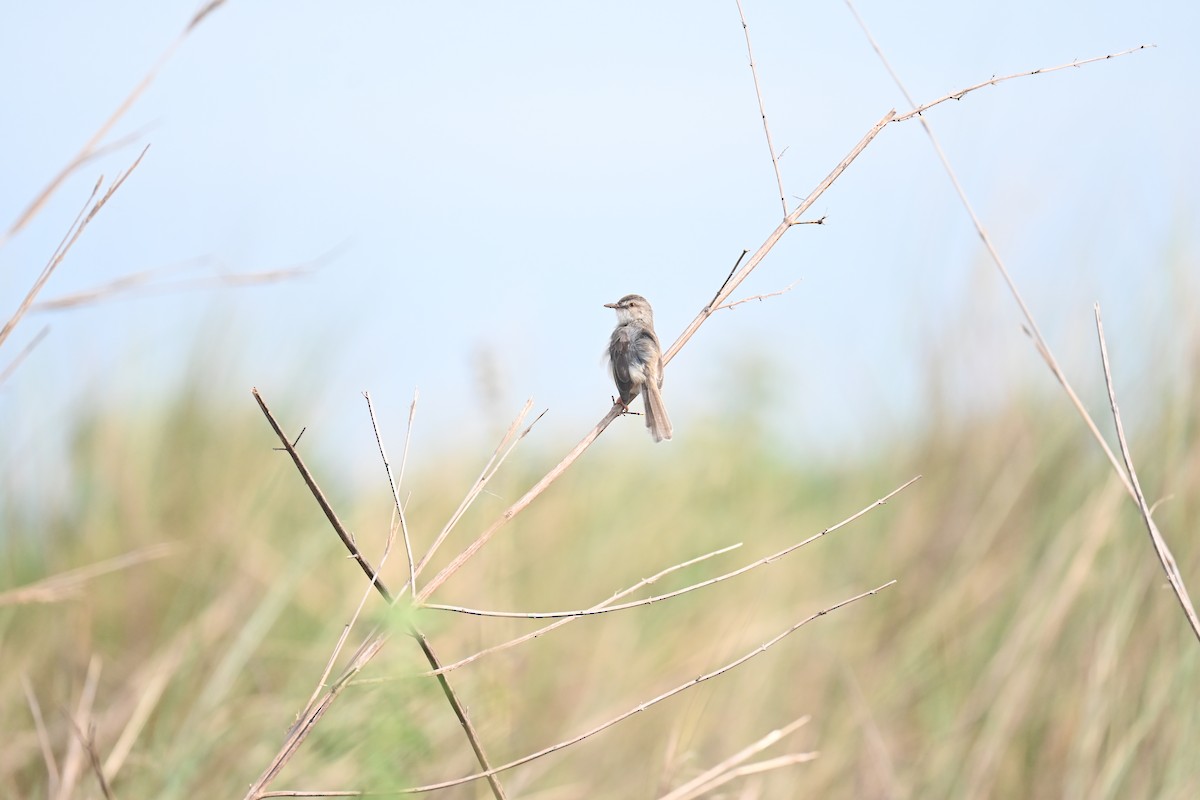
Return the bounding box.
[2,354,1198,800]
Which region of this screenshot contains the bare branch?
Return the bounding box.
[426,476,918,619]
[1094,305,1200,643]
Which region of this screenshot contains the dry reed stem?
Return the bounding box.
[0,543,175,606]
[656,715,811,800]
[364,391,417,597]
[426,475,918,619]
[416,112,894,605]
[1,147,149,352]
[1,1,225,248]
[665,753,819,800]
[1094,305,1200,642]
[260,580,895,797]
[0,325,49,387]
[734,0,787,217]
[20,675,59,793]
[415,542,744,677]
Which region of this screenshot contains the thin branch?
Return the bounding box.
[1094,305,1200,643]
[2,0,226,248]
[426,476,918,619]
[261,581,896,797]
[364,391,417,597]
[0,325,50,387]
[892,45,1153,123]
[715,280,800,312]
[734,0,787,217]
[656,715,810,800]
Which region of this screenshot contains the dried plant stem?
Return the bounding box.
[426,475,918,619]
[656,715,811,800]
[66,718,116,800]
[261,580,895,798]
[1,1,226,248]
[735,0,787,217]
[20,675,59,792]
[1094,305,1200,642]
[1,148,147,352]
[0,325,49,387]
[0,543,175,606]
[364,391,418,596]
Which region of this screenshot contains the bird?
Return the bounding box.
[604,293,673,442]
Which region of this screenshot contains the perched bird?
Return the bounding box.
[604,294,673,442]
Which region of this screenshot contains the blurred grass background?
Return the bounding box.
[2,332,1198,799]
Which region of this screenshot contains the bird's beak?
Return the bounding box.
[603,302,617,309]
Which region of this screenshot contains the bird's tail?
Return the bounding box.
[643,382,673,442]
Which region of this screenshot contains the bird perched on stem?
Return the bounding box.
[604,294,673,442]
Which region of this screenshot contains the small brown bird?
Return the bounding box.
[604,294,673,442]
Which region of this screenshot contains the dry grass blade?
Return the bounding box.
[0,147,149,352]
[20,675,59,793]
[261,580,896,797]
[1094,304,1200,642]
[0,542,176,606]
[0,325,49,387]
[54,655,102,800]
[656,715,811,800]
[425,476,918,619]
[1,0,226,247]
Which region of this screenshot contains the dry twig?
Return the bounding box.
[734,0,787,217]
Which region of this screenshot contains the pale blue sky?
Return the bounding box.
[2,1,1197,493]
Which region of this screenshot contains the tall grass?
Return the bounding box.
[2,344,1197,798]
